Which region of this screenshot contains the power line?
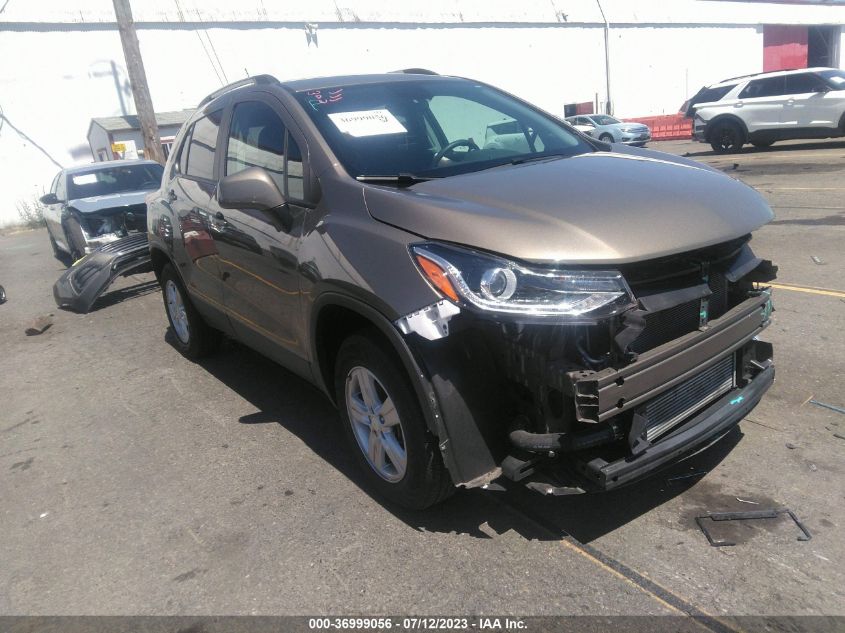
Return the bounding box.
[173,0,224,86]
[0,104,65,169]
[193,7,228,84]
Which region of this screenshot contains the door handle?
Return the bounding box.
[167,189,177,202]
[734,101,743,108]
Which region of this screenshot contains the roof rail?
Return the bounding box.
[198,74,279,107]
[720,68,800,83]
[389,68,439,75]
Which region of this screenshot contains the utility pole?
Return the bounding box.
[112,0,164,164]
[596,0,612,115]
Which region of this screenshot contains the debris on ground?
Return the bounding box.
[667,471,707,483]
[809,399,845,415]
[809,463,818,472]
[811,255,825,265]
[785,442,798,449]
[736,497,760,505]
[696,508,812,547]
[25,315,53,336]
[0,285,6,304]
[833,434,845,441]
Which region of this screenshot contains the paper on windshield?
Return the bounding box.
[72,174,98,185]
[327,109,407,137]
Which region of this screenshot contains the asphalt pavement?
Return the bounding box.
[1,138,843,620]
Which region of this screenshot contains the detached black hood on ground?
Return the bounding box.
[364,149,774,265]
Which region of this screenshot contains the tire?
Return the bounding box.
[334,333,453,509]
[599,133,614,143]
[160,263,220,359]
[48,231,63,258]
[64,217,86,263]
[751,140,774,149]
[709,121,744,153]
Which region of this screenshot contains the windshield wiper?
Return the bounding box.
[356,173,438,185]
[505,152,571,166]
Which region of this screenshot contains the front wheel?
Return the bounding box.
[335,333,453,509]
[64,218,86,264]
[160,263,220,359]
[709,122,744,153]
[599,133,614,143]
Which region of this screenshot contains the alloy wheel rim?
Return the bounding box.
[345,366,407,483]
[165,280,190,344]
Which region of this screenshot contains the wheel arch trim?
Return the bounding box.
[310,292,459,473]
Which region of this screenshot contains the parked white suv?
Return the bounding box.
[685,67,845,153]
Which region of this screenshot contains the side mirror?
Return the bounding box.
[218,167,287,212]
[40,192,59,205]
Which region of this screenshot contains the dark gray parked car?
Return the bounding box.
[145,71,777,509]
[41,160,163,262]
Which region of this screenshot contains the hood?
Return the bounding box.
[68,190,150,214]
[363,149,773,265]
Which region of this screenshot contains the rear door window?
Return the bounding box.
[739,77,786,99]
[185,110,222,180]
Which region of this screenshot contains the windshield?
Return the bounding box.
[590,115,621,126]
[294,79,592,178]
[67,163,164,199]
[819,69,845,89]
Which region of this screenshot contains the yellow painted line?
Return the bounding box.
[769,282,845,298]
[557,539,685,615]
[557,539,743,633]
[492,498,739,631]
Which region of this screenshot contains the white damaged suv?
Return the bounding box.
[685,67,845,153]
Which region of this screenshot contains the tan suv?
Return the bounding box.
[145,70,778,508]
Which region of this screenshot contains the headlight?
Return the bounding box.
[411,243,635,320]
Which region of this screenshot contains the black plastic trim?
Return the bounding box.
[585,363,774,489]
[569,293,769,423]
[52,233,151,313]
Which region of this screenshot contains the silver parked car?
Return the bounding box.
[40,160,164,262]
[566,114,651,146]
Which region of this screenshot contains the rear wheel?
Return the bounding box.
[160,263,220,359]
[334,333,453,509]
[599,133,614,143]
[709,121,744,153]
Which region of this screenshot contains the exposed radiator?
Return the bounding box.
[640,354,735,441]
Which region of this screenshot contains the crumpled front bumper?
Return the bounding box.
[578,358,773,491]
[53,233,152,313]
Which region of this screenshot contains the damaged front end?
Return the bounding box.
[68,202,148,254]
[53,233,152,313]
[395,236,777,494]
